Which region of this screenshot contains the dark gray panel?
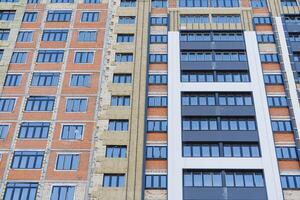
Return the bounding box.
[286,24,300,32]
[290,41,300,52]
[180,61,248,71]
[183,187,268,200]
[182,131,259,142]
[180,41,246,50]
[181,106,255,116]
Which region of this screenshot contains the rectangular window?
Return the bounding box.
[281,0,298,6]
[4,74,21,86]
[251,0,267,7]
[47,10,72,22]
[27,0,40,3]
[106,146,127,158]
[117,34,134,43]
[267,96,288,107]
[37,50,64,63]
[50,186,75,200]
[10,52,27,63]
[61,124,83,140]
[0,125,9,139]
[18,122,50,139]
[74,52,94,63]
[293,53,300,62]
[113,74,132,83]
[263,74,283,84]
[0,0,19,2]
[103,174,125,187]
[84,0,100,3]
[78,31,97,42]
[81,12,99,22]
[179,0,208,7]
[108,120,129,131]
[118,16,135,24]
[0,49,3,61]
[253,17,271,24]
[223,144,260,157]
[260,54,279,62]
[120,0,136,7]
[152,0,167,8]
[285,15,300,23]
[276,147,298,159]
[148,74,167,84]
[66,98,87,112]
[145,175,167,189]
[0,29,9,40]
[271,120,292,132]
[31,72,60,86]
[22,12,37,22]
[211,0,239,7]
[150,16,168,25]
[111,96,130,106]
[149,54,167,63]
[11,151,44,169]
[148,96,167,107]
[115,53,133,62]
[146,146,167,159]
[25,96,55,111]
[183,143,220,157]
[17,31,33,42]
[0,98,15,112]
[212,15,241,23]
[70,74,91,87]
[50,0,74,3]
[150,35,167,43]
[0,10,16,21]
[180,15,209,24]
[257,34,275,43]
[56,154,79,170]
[42,30,68,41]
[147,120,167,132]
[280,175,300,189]
[4,183,38,200]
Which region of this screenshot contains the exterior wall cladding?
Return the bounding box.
[0,0,300,200]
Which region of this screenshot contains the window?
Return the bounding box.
[106,146,127,158]
[182,93,215,106]
[147,120,167,132]
[285,15,300,23]
[0,98,15,112]
[70,74,91,87]
[220,118,256,131]
[4,74,21,86]
[119,16,135,24]
[74,52,94,63]
[179,0,208,7]
[103,174,125,187]
[78,31,97,42]
[0,125,9,139]
[25,96,55,111]
[150,16,168,25]
[251,0,267,7]
[293,53,300,62]
[17,31,33,42]
[56,154,79,170]
[42,30,68,41]
[0,0,19,2]
[84,0,100,3]
[120,0,136,7]
[267,96,288,107]
[225,172,264,187]
[218,93,253,106]
[146,146,167,159]
[223,144,260,157]
[31,72,60,86]
[271,120,292,132]
[212,31,244,41]
[47,10,72,22]
[152,0,167,8]
[148,96,167,107]
[111,96,130,106]
[4,183,38,200]
[184,171,222,187]
[260,54,279,62]
[145,175,167,189]
[37,50,64,63]
[148,74,167,84]
[281,0,298,6]
[276,147,298,159]
[149,54,167,63]
[264,74,283,84]
[211,0,239,7]
[150,35,167,43]
[257,34,275,43]
[18,122,50,139]
[183,143,220,157]
[81,12,99,22]
[108,120,129,131]
[0,49,3,61]
[51,0,74,3]
[117,34,134,43]
[113,74,132,83]
[253,17,271,24]
[115,53,133,62]
[181,51,247,62]
[66,98,87,112]
[180,15,209,24]
[27,0,39,3]
[10,52,27,63]
[22,12,37,22]
[50,186,75,200]
[181,71,249,82]
[0,29,9,40]
[11,151,44,169]
[280,175,300,189]
[61,125,83,140]
[212,15,241,23]
[0,10,15,21]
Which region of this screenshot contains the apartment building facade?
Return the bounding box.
[0,0,300,200]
